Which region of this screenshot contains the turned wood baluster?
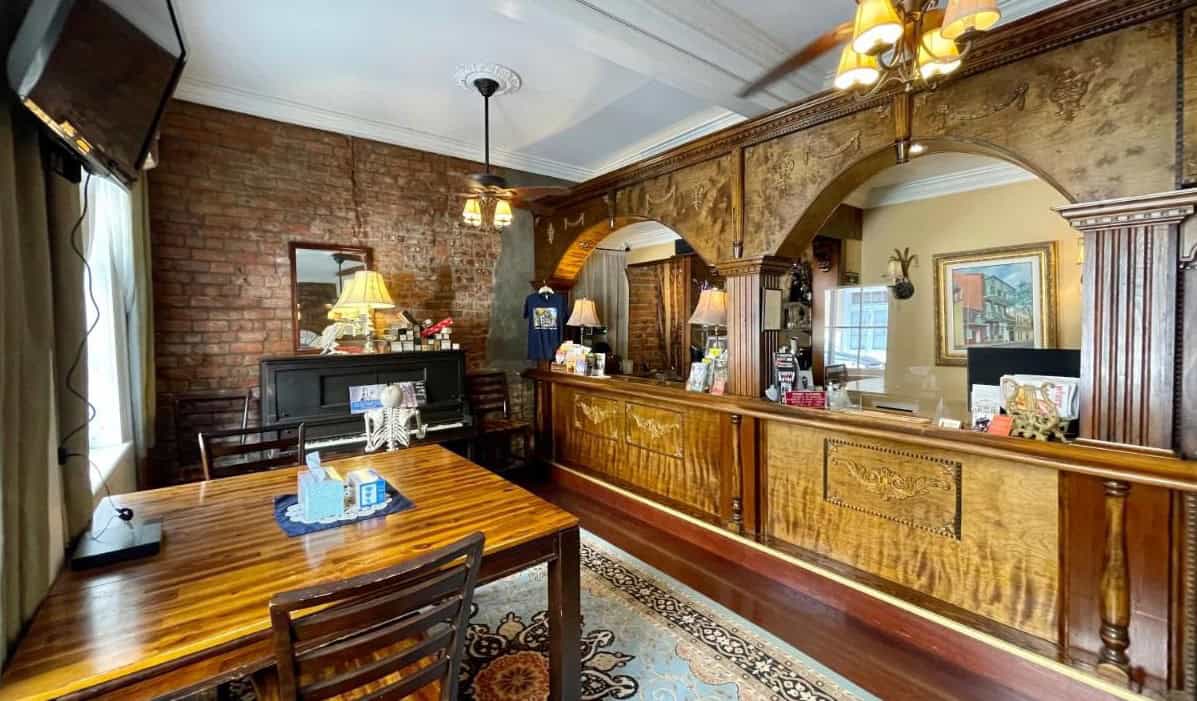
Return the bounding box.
[1097,479,1132,684]
[730,414,744,533]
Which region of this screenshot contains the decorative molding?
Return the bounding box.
[173,78,596,182]
[593,108,747,176]
[453,63,522,95]
[716,255,794,278]
[844,162,1038,209]
[1056,189,1197,230]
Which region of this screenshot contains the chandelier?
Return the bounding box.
[833,0,1000,93]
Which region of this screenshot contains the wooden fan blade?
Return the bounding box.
[737,21,853,98]
[509,185,571,200]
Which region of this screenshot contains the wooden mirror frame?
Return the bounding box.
[288,241,374,354]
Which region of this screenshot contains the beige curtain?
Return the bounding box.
[573,250,629,358]
[0,105,65,662]
[126,179,156,489]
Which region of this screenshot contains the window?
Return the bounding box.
[82,177,135,492]
[824,285,889,376]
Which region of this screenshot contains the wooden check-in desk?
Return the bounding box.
[528,369,1197,697]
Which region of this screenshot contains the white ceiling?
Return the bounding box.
[127,0,1064,183]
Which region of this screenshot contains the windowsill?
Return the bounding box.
[89,441,134,504]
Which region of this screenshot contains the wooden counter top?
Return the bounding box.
[526,369,1197,491]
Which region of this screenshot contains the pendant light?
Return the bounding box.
[942,0,1001,40]
[917,9,962,80]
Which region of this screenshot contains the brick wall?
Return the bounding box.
[148,100,546,483]
[626,263,666,373]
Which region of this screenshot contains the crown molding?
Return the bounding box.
[592,108,746,175]
[845,162,1037,209]
[172,77,597,182]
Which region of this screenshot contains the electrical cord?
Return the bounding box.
[54,171,135,535]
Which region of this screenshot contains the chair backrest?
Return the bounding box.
[268,532,485,701]
[174,389,252,477]
[466,370,510,421]
[197,423,306,481]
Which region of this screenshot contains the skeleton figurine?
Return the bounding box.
[364,385,426,452]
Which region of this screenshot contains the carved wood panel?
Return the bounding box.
[552,385,725,521]
[914,18,1177,204]
[614,154,734,265]
[1184,7,1197,186]
[823,438,963,540]
[765,421,1059,640]
[744,107,892,258]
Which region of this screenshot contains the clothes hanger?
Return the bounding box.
[538,279,554,295]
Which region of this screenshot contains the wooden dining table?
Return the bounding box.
[0,445,581,701]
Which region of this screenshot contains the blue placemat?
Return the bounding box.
[273,482,414,537]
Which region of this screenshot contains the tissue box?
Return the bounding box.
[347,469,387,509]
[299,466,345,521]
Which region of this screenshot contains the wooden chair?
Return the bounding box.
[466,370,532,474]
[197,423,306,481]
[173,389,252,480]
[258,532,485,701]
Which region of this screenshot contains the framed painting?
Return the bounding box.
[932,242,1057,366]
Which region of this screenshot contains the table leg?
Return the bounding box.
[548,526,581,701]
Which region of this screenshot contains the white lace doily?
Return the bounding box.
[284,495,395,526]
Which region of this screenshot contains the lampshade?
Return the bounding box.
[833,45,881,91]
[494,199,513,228]
[331,270,394,313]
[917,10,962,80]
[689,288,727,327]
[851,0,904,55]
[565,298,601,327]
[462,197,482,227]
[941,0,1001,40]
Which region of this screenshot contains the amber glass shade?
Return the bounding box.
[942,0,1000,40]
[917,10,962,80]
[833,45,881,91]
[851,0,904,55]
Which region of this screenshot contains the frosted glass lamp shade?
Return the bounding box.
[462,198,483,227]
[833,45,881,91]
[942,0,1000,40]
[331,270,394,314]
[689,288,727,327]
[566,298,601,327]
[851,0,904,55]
[493,199,513,228]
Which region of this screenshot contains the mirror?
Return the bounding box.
[789,152,1082,426]
[289,242,373,352]
[573,221,718,382]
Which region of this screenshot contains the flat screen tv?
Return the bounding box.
[6,0,186,188]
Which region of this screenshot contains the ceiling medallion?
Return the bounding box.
[454,63,522,96]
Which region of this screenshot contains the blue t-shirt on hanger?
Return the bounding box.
[524,291,568,361]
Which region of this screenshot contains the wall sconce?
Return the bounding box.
[885,247,917,300]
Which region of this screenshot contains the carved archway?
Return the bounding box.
[772,137,1077,259]
[547,216,651,284]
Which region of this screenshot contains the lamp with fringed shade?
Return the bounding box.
[688,288,727,328]
[566,298,601,347]
[330,270,394,353]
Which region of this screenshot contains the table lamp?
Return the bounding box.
[330,270,395,353]
[689,286,727,351]
[566,298,601,347]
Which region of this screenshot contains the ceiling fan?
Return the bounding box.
[738,0,1001,99]
[459,77,568,228]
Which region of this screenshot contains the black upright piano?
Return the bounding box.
[260,350,475,455]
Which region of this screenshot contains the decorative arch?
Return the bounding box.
[547,216,652,284]
[773,137,1076,258]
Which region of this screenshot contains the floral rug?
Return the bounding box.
[208,532,873,700]
[457,532,874,700]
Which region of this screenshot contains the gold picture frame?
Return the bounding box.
[932,242,1057,367]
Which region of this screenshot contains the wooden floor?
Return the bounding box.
[528,480,1037,701]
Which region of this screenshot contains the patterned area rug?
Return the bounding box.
[205,532,874,700]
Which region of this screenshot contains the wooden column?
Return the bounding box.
[729,414,743,534]
[717,255,792,397]
[1098,480,1132,684]
[1057,190,1196,450]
